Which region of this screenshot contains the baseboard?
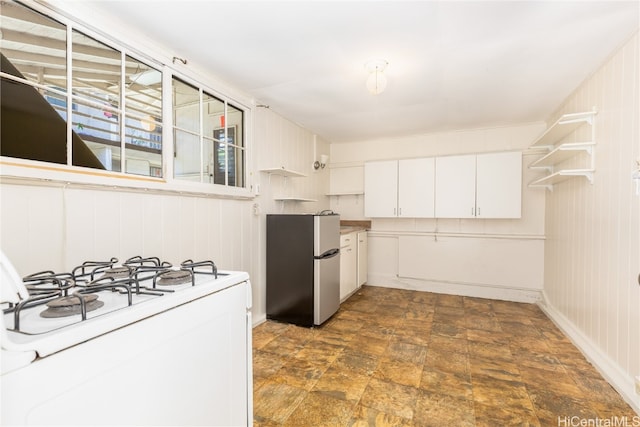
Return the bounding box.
[538,291,640,415]
[252,313,267,327]
[367,273,542,303]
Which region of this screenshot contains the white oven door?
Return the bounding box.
[1,281,250,426]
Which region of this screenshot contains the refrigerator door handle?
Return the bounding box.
[315,248,340,260]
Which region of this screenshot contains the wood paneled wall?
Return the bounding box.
[540,32,639,411]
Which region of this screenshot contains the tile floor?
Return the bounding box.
[252,285,637,426]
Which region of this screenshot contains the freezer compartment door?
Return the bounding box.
[313,254,340,325]
[314,214,340,256]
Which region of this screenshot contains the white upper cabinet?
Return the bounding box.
[476,151,522,218]
[398,158,436,218]
[366,152,521,219]
[435,152,522,219]
[434,155,477,218]
[364,158,435,218]
[364,160,398,217]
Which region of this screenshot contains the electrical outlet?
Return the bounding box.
[635,375,640,395]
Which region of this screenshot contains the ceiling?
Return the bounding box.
[80,1,639,143]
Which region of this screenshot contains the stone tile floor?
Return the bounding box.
[252,286,637,426]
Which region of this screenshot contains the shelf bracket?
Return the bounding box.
[585,171,594,184]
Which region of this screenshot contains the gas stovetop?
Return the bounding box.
[1,253,249,358]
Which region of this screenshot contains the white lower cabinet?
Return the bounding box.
[339,233,357,301]
[340,230,368,302]
[357,231,368,287]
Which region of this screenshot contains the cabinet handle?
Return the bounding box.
[471,207,474,216]
[394,208,396,216]
[477,207,481,216]
[399,207,402,216]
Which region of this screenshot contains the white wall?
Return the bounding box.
[329,123,547,302]
[251,107,331,323]
[538,32,640,412]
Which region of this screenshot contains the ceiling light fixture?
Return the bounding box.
[365,59,388,95]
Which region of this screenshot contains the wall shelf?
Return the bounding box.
[529,142,596,170]
[260,167,312,201]
[260,167,306,178]
[326,191,364,196]
[530,111,596,148]
[529,169,595,191]
[528,110,597,190]
[274,197,317,202]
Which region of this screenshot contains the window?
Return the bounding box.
[173,77,245,187]
[1,1,162,177]
[1,1,247,191]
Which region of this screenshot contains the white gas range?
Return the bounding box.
[1,252,253,426]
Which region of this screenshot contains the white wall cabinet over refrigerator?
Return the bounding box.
[364,158,435,218]
[435,151,522,218]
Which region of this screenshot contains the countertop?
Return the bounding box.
[339,220,371,235]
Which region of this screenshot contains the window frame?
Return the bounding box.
[0,0,253,200]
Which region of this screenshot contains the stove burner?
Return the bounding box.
[40,294,104,318]
[156,270,192,286]
[102,266,131,278]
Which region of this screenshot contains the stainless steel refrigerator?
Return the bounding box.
[266,212,340,326]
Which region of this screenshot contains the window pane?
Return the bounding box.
[229,145,245,187]
[174,129,200,181]
[0,1,69,164]
[204,92,224,137]
[204,92,225,184]
[173,78,200,181]
[0,1,67,89]
[227,103,244,187]
[72,30,121,170]
[173,78,199,132]
[125,55,162,176]
[227,103,244,148]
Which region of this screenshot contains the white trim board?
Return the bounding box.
[538,291,640,415]
[367,274,542,303]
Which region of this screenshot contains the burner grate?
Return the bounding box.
[4,255,221,333]
[40,293,104,318]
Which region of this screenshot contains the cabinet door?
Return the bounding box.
[476,151,522,218]
[398,158,435,218]
[357,231,368,287]
[364,161,398,217]
[435,155,476,218]
[339,234,357,301]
